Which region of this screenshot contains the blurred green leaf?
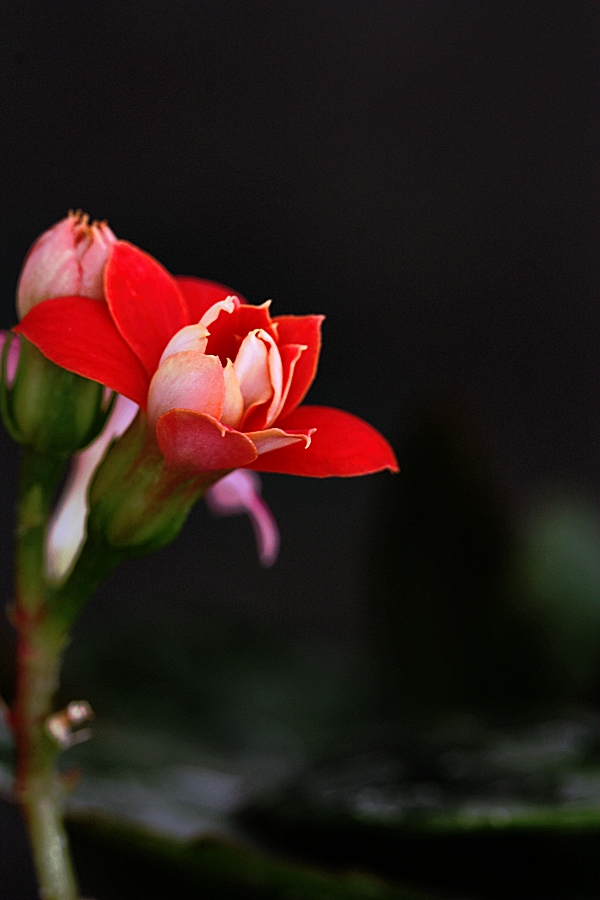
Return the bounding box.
[67,814,436,900]
[247,713,600,837]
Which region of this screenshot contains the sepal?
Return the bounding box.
[0,334,114,457]
[86,412,221,556]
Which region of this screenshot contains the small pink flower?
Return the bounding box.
[16,211,117,319]
[46,395,138,579]
[0,330,21,387]
[205,469,280,567]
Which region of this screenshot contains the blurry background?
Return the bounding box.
[0,2,598,897]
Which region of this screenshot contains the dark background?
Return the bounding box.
[0,2,599,885]
[0,0,597,620]
[1,0,598,488]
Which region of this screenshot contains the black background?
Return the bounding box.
[0,2,598,892]
[0,0,597,630]
[0,1,598,691]
[1,1,598,480]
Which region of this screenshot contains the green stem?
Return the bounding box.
[11,448,81,899]
[13,624,78,900]
[10,425,212,897]
[15,449,65,616]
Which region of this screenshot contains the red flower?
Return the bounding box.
[15,241,398,478]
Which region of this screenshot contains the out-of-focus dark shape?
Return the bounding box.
[368,393,546,716]
[516,494,600,699]
[365,391,597,720]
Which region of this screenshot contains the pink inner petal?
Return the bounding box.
[158,323,210,365]
[261,330,284,427]
[221,359,244,427]
[199,295,237,328]
[148,351,225,426]
[246,426,314,456]
[234,331,273,416]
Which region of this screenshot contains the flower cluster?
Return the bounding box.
[15,216,398,480]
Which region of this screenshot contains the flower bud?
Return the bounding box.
[16,211,117,319]
[3,213,119,457]
[0,334,113,457]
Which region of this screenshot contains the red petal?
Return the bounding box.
[205,302,276,363]
[271,315,323,417]
[156,409,258,471]
[175,277,247,322]
[245,405,399,477]
[105,242,189,377]
[15,297,150,407]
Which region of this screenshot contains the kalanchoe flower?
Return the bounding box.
[0,214,119,457]
[16,240,398,478]
[17,210,117,319]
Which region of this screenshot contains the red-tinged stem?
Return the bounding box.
[13,618,78,900]
[11,448,80,900]
[10,421,218,899]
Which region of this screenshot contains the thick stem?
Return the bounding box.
[15,449,65,616]
[13,624,78,900]
[10,425,215,897]
[11,448,81,899]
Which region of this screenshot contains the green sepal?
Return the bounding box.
[86,412,223,557]
[0,333,115,458]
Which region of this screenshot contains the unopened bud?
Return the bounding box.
[17,211,117,319]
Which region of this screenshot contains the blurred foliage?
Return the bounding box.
[516,495,600,693]
[66,814,434,900]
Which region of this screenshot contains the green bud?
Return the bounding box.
[1,335,114,458]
